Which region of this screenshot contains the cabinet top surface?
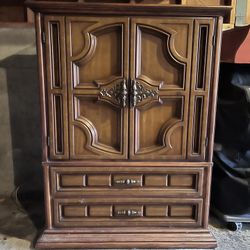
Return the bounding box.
[26,0,231,17]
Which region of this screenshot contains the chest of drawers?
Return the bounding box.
[27,0,229,248]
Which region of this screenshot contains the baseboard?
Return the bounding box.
[36,228,217,249]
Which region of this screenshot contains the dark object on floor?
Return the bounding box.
[212,62,250,230]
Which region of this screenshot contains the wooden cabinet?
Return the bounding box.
[27,0,229,248]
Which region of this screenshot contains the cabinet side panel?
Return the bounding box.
[187,18,215,161]
[35,13,48,161]
[44,16,69,159]
[203,17,223,228]
[206,17,223,162]
[43,165,52,229]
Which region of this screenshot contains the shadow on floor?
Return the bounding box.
[0,54,45,238]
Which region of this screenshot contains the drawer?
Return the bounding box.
[53,197,203,228]
[50,166,205,197]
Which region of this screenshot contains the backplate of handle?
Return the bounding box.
[114,178,141,185]
[116,209,142,217]
[98,78,128,108]
[130,79,158,107]
[99,78,158,108]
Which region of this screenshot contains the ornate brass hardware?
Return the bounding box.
[114,179,141,185]
[131,79,138,107]
[116,209,142,217]
[99,79,158,108]
[131,80,158,107]
[120,79,128,108]
[99,79,128,108]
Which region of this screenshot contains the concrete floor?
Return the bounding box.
[0,197,250,250]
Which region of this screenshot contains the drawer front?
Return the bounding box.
[53,197,203,228]
[51,166,204,197]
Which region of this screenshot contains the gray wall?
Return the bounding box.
[0,28,43,196]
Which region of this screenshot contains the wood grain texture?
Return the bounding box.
[66,16,129,159]
[187,18,215,161]
[26,1,231,17]
[53,197,202,227]
[29,1,224,248]
[184,0,236,30]
[43,165,52,229]
[50,165,205,197]
[35,12,48,161]
[130,17,193,160]
[44,15,69,159]
[36,229,217,249]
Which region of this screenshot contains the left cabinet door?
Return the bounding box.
[66,17,129,159]
[44,16,69,160]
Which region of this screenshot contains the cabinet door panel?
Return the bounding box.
[44,16,69,160]
[130,18,194,160]
[187,19,215,161]
[66,17,129,159]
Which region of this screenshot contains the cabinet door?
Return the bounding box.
[130,18,194,160]
[66,17,129,159]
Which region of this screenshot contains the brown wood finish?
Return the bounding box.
[27,0,229,248]
[130,17,193,160]
[54,197,203,227]
[35,12,48,161]
[187,18,215,161]
[66,16,129,159]
[44,15,69,160]
[37,229,217,249]
[50,165,205,197]
[26,1,231,16]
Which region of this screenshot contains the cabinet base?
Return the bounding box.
[36,229,217,249]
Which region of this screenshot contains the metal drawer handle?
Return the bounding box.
[114,179,141,185]
[116,209,142,217]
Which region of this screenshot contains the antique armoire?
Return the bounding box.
[27,0,230,248]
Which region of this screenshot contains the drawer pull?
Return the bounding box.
[114,179,141,185]
[116,209,142,217]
